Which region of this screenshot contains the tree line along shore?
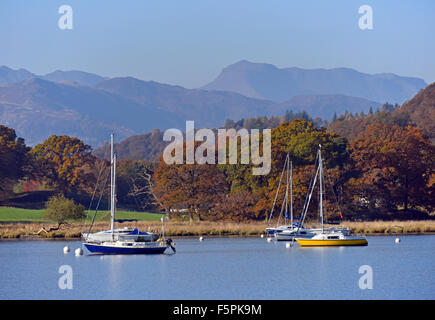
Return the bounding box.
[1,104,434,230]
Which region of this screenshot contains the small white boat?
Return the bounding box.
[272,221,314,240]
[274,227,315,241]
[274,225,350,241]
[266,225,292,235]
[266,154,301,235]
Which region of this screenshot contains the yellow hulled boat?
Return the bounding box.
[294,145,368,247]
[296,232,368,247]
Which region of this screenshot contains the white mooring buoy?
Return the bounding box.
[260,234,264,238]
[286,243,291,248]
[267,237,272,243]
[395,237,401,243]
[63,246,70,253]
[199,236,204,241]
[75,248,83,256]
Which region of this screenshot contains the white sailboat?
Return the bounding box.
[82,133,175,254]
[266,153,313,240]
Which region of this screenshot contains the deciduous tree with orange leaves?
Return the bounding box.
[153,140,230,221]
[350,124,435,213]
[30,135,97,195]
[247,120,351,220]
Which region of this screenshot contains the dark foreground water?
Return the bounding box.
[0,236,434,299]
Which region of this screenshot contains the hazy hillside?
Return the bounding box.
[202,60,427,104]
[0,75,273,147]
[395,82,435,141]
[94,129,167,161]
[90,81,435,161]
[328,83,435,142]
[0,101,135,148]
[269,94,381,120]
[0,78,182,146]
[95,77,274,127]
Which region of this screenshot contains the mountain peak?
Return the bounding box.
[42,70,106,86]
[224,60,279,72]
[229,59,256,68]
[0,66,36,84]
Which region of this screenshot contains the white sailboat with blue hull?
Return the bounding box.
[82,133,175,255]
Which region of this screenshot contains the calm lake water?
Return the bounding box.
[0,236,434,300]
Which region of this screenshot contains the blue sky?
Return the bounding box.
[1,0,434,88]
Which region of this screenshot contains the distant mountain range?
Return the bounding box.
[0,62,428,148]
[0,66,36,84]
[0,69,272,146]
[202,60,426,104]
[0,65,107,86]
[0,78,176,147]
[94,77,272,128]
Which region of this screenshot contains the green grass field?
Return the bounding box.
[0,206,164,223]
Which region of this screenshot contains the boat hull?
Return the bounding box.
[275,230,315,241]
[83,242,167,254]
[295,238,368,246]
[266,227,284,235]
[275,233,296,241]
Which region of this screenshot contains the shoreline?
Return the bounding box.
[0,232,434,242]
[1,220,435,240]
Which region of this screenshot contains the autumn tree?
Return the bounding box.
[0,125,31,199]
[350,124,435,214]
[210,190,260,221]
[328,108,412,142]
[116,160,161,211]
[154,158,229,221]
[30,135,96,195]
[218,120,352,220]
[154,138,230,221]
[270,119,350,170]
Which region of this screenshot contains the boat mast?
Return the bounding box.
[290,160,293,226]
[267,153,288,227]
[110,133,115,237]
[318,145,324,233]
[113,152,117,223]
[285,153,290,226]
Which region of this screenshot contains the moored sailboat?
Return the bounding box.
[295,145,367,247]
[295,231,367,246]
[266,153,313,240]
[82,133,175,254]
